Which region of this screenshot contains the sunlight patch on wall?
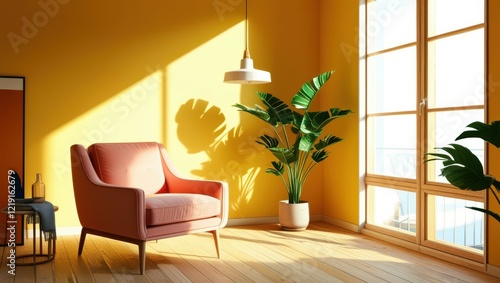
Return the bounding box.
[162,22,269,217]
[46,71,164,183]
[164,22,245,177]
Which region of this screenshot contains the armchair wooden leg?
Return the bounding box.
[139,241,146,275]
[211,230,221,258]
[78,228,87,256]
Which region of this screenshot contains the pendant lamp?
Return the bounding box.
[223,0,271,84]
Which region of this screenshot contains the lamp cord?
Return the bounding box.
[245,0,248,51]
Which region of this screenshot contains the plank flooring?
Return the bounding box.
[0,222,498,282]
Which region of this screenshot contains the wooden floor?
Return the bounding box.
[0,222,498,282]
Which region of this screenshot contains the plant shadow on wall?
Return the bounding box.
[175,98,271,217]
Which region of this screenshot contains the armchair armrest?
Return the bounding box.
[170,178,229,228]
[71,144,147,240]
[158,146,229,228]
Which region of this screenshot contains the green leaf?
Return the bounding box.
[466,206,500,223]
[266,161,284,176]
[440,144,483,175]
[439,165,493,191]
[268,147,297,164]
[233,92,294,128]
[300,108,352,135]
[312,149,328,163]
[256,134,297,164]
[328,108,354,122]
[258,92,294,126]
[424,152,452,162]
[291,71,334,110]
[300,111,328,134]
[493,179,500,192]
[256,134,279,148]
[456,121,500,148]
[233,103,273,125]
[298,133,318,152]
[315,135,343,150]
[426,144,493,191]
[291,111,303,134]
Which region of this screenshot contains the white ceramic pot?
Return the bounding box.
[279,200,310,231]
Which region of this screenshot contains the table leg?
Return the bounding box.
[1,222,7,266]
[39,223,43,255]
[33,217,37,276]
[32,220,36,263]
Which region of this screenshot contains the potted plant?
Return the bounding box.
[425,120,500,222]
[234,70,352,230]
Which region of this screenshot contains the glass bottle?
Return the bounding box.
[32,173,45,203]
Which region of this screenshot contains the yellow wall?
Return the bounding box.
[487,0,500,268]
[0,0,322,227]
[319,0,360,225]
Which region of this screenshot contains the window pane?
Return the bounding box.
[367,47,416,114]
[367,115,416,178]
[427,194,484,253]
[427,29,485,109]
[369,186,416,233]
[367,0,416,52]
[426,110,484,183]
[428,0,484,37]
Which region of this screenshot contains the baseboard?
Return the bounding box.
[419,245,485,272]
[487,264,500,277]
[227,216,278,226]
[321,215,361,233]
[227,214,322,226]
[310,214,322,222]
[361,227,492,274]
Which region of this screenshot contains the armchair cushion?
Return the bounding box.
[145,194,220,226]
[88,143,168,194]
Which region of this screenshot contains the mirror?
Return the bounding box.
[0,76,25,245]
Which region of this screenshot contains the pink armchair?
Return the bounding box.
[70,142,228,274]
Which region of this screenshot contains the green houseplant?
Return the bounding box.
[425,120,500,222]
[234,70,352,229]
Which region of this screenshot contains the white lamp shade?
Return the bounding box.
[224,58,271,84]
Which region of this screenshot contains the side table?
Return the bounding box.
[1,204,58,265]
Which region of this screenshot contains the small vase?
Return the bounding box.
[279,200,309,231]
[32,173,45,203]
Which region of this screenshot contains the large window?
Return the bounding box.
[363,0,485,263]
